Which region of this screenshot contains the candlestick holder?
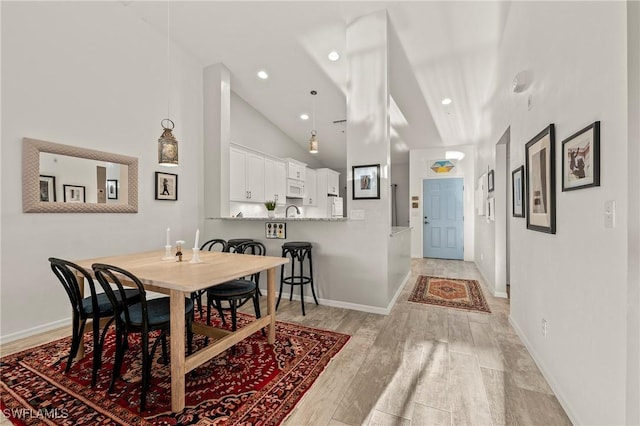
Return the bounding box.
[189,248,202,264]
[162,245,173,260]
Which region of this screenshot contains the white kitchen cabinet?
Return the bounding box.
[285,158,306,181]
[316,168,340,197]
[303,168,317,206]
[264,157,286,205]
[230,145,265,202]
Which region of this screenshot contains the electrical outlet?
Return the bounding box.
[542,318,548,338]
[480,253,484,261]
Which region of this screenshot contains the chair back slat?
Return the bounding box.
[49,257,100,318]
[200,238,227,252]
[92,263,148,333]
[237,241,266,284]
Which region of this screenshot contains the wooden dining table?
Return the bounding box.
[73,249,289,413]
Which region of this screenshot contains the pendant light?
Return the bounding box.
[309,90,318,154]
[158,1,179,167]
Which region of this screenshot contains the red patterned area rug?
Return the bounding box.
[0,313,349,425]
[408,275,492,313]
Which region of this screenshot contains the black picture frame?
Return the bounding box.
[155,172,178,201]
[525,124,556,234]
[562,121,600,191]
[512,166,525,218]
[39,175,56,202]
[63,184,86,203]
[106,179,118,200]
[488,170,495,192]
[352,164,380,200]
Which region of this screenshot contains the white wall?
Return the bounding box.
[475,3,629,424]
[409,146,475,261]
[0,2,203,341]
[231,92,324,170]
[626,1,640,424]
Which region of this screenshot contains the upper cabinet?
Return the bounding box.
[230,145,265,202]
[285,158,306,181]
[264,157,286,205]
[317,168,340,196]
[303,168,317,206]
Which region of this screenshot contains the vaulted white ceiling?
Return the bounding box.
[123,1,508,169]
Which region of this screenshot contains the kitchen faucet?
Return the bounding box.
[285,204,301,218]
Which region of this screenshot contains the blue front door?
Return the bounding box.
[423,178,464,260]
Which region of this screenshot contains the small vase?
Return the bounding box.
[267,210,275,218]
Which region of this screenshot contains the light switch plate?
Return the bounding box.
[265,222,286,239]
[604,200,616,228]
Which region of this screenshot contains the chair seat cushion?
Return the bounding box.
[82,289,140,316]
[123,297,194,327]
[207,280,256,298]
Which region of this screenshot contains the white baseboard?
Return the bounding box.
[0,317,70,346]
[508,316,581,426]
[259,271,411,316]
[473,261,508,298]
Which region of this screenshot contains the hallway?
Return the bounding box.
[277,258,572,425]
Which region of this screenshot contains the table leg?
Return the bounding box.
[170,289,186,413]
[267,266,276,344]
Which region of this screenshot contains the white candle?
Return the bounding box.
[166,228,170,246]
[194,229,200,249]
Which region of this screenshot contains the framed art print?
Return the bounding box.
[352,164,380,200]
[562,121,600,191]
[488,169,495,192]
[525,124,556,234]
[39,175,56,202]
[512,166,525,218]
[63,184,86,203]
[155,172,178,201]
[106,179,118,200]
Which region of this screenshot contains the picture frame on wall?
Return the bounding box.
[525,124,556,234]
[488,169,495,192]
[39,175,56,202]
[106,179,118,200]
[511,166,525,218]
[352,164,380,200]
[63,184,86,203]
[562,121,600,191]
[155,172,178,201]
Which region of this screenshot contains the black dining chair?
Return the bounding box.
[206,241,265,336]
[92,263,194,411]
[191,239,228,316]
[49,257,141,387]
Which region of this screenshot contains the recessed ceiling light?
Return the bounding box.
[328,51,340,61]
[257,70,269,80]
[300,113,309,120]
[441,98,452,105]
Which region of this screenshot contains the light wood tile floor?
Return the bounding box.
[0,258,572,425]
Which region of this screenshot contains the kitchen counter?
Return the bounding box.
[210,217,348,222]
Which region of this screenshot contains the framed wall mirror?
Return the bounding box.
[23,137,138,213]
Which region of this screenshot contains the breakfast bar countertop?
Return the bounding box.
[209,217,348,222]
